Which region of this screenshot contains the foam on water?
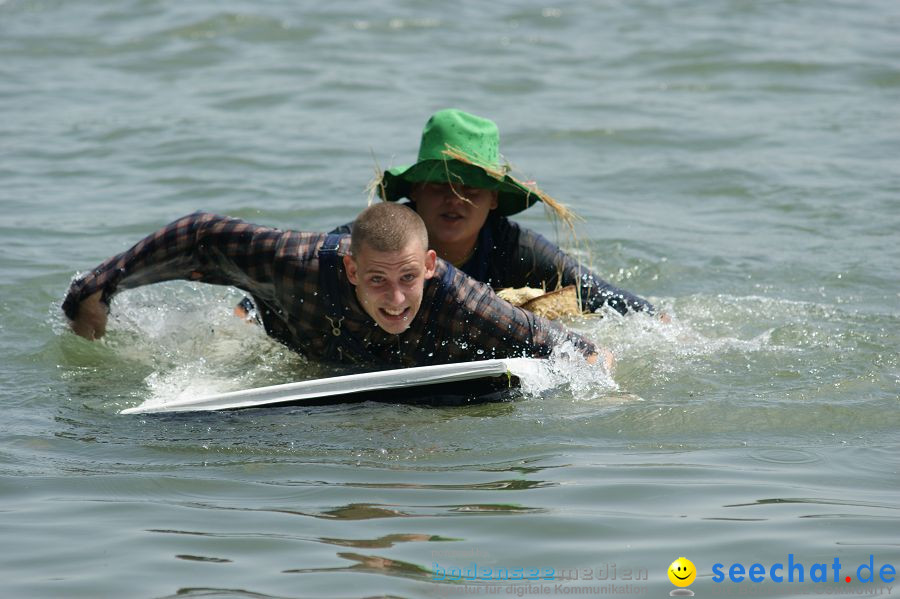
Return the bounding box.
[141,364,239,411]
[518,339,620,401]
[93,283,312,410]
[73,278,887,414]
[54,269,898,440]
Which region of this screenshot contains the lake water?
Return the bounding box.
[2,1,898,598]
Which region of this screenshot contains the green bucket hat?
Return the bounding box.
[378,109,543,217]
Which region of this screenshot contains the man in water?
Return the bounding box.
[63,203,603,367]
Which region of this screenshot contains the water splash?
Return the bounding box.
[58,280,898,417]
[509,339,619,402]
[95,283,310,411]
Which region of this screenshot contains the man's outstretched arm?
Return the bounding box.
[62,212,288,340]
[433,264,607,366]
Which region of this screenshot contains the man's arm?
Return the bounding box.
[63,212,289,339]
[433,264,601,364]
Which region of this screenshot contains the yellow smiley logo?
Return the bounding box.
[668,557,697,587]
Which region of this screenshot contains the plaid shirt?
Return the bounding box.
[332,208,655,315]
[63,212,596,367]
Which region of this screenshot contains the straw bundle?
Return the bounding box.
[497,285,581,320]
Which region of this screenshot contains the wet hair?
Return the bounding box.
[350,202,428,256]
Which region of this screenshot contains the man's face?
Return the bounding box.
[344,239,437,335]
[411,182,498,252]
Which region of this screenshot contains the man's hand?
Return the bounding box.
[586,348,616,371]
[70,291,108,340]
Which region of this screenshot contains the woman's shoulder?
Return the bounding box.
[487,213,522,240]
[490,214,557,250]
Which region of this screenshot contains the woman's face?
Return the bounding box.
[410,182,498,253]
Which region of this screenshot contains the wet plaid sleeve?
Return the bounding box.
[62,212,315,320]
[499,219,655,316]
[431,264,597,360]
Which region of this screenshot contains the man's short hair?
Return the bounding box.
[350,202,428,256]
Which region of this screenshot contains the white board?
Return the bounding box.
[120,358,547,414]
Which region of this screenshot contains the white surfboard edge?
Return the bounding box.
[120,357,548,414]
